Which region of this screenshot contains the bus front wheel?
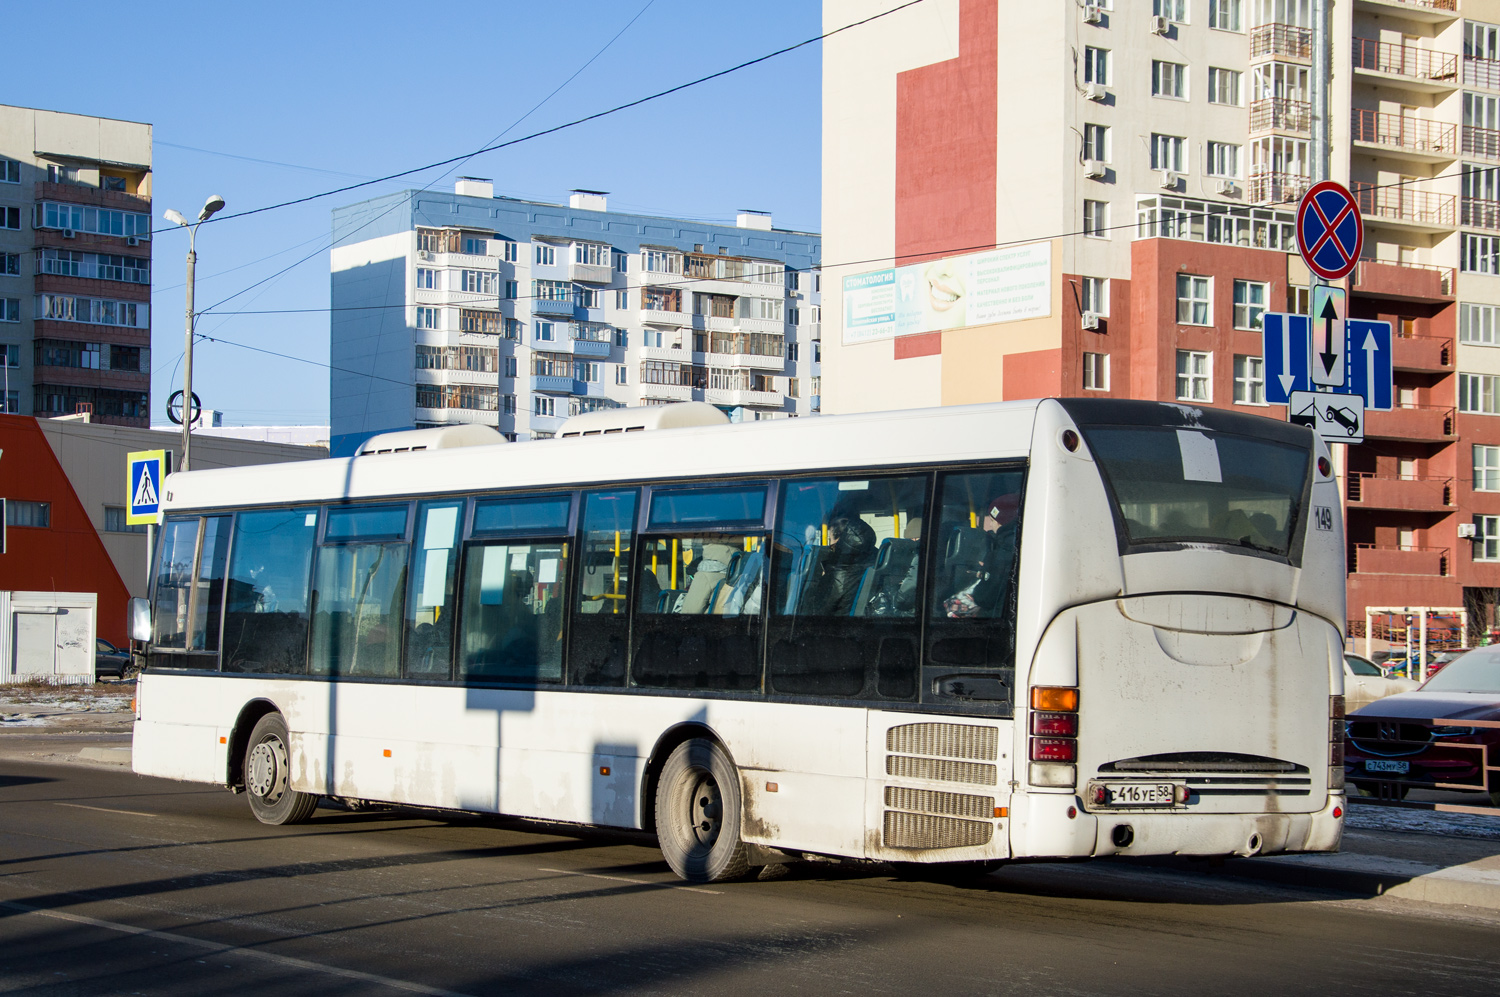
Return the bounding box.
[655,738,750,883]
[244,713,319,825]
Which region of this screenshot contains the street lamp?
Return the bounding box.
[163,194,225,472]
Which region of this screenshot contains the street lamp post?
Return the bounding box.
[163,195,225,472]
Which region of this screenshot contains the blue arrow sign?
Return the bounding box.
[1263,312,1312,404]
[1345,319,1393,411]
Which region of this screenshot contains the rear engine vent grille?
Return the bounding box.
[887,722,999,761]
[887,755,997,786]
[885,785,994,820]
[883,810,994,849]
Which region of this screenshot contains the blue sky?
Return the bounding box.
[7,1,823,426]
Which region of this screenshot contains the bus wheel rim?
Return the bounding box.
[248,738,287,804]
[688,770,722,848]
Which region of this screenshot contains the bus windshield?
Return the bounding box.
[1084,426,1310,558]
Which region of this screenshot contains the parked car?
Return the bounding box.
[1344,653,1418,712]
[94,638,132,680]
[1345,646,1500,805]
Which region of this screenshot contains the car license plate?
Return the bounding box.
[1105,783,1175,807]
[1365,759,1409,774]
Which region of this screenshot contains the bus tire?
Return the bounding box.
[244,713,318,825]
[654,738,750,884]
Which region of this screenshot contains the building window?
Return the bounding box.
[1475,445,1500,491]
[1,299,18,322]
[533,279,572,302]
[1209,0,1242,31]
[1152,61,1187,100]
[461,270,498,294]
[502,241,518,262]
[615,289,629,309]
[534,396,555,417]
[615,252,629,273]
[1288,284,1310,315]
[104,506,147,534]
[0,159,19,183]
[535,244,556,266]
[1,252,17,275]
[1154,0,1186,21]
[641,249,683,274]
[505,280,518,299]
[3,391,16,414]
[503,317,522,340]
[787,342,800,362]
[1460,372,1500,414]
[1,207,21,230]
[613,328,628,347]
[535,321,555,342]
[1463,233,1500,274]
[1461,302,1500,345]
[1176,274,1211,325]
[1233,355,1266,404]
[576,287,600,309]
[5,500,50,528]
[1151,133,1186,172]
[1083,352,1110,391]
[39,250,147,284]
[573,361,600,383]
[415,307,439,330]
[503,394,517,414]
[1208,68,1241,105]
[504,356,518,377]
[1081,277,1108,316]
[3,344,17,367]
[574,243,609,266]
[1083,123,1109,161]
[616,365,628,385]
[35,201,150,239]
[1084,46,1110,86]
[460,309,501,334]
[1207,142,1241,178]
[415,267,438,290]
[1478,516,1500,561]
[1083,200,1109,238]
[1177,350,1212,402]
[1233,279,1268,330]
[35,295,146,328]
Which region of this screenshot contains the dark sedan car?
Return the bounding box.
[1345,647,1500,805]
[94,638,132,680]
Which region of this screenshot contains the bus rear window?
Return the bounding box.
[1084,426,1310,558]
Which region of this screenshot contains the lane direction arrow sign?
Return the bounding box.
[1296,181,1364,282]
[1345,318,1393,411]
[1311,286,1346,387]
[1263,312,1311,404]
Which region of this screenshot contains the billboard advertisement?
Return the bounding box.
[842,240,1052,345]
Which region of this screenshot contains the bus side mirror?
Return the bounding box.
[130,597,151,642]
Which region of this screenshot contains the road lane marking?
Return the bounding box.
[0,899,473,996]
[53,803,158,818]
[536,866,721,895]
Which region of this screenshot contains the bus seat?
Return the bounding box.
[679,543,737,614]
[719,549,764,616]
[852,537,919,617]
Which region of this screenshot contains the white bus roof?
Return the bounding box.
[162,400,1049,512]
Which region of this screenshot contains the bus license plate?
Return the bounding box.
[1105,783,1175,807]
[1365,760,1409,774]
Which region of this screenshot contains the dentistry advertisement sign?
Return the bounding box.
[842,240,1052,345]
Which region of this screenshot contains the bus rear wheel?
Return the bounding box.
[244,713,319,825]
[655,738,750,884]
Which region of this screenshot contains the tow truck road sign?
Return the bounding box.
[1290,390,1365,445]
[1297,181,1364,282]
[1311,286,1346,387]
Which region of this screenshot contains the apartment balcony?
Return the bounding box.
[531,374,578,395]
[1347,473,1454,510]
[532,297,577,317]
[1354,185,1456,232]
[414,368,496,387]
[1250,98,1310,134]
[705,388,784,408]
[705,350,785,372]
[639,345,691,362]
[1352,0,1457,25]
[1390,333,1453,372]
[34,180,151,213]
[642,308,690,327]
[735,315,785,336]
[414,407,496,427]
[1351,37,1459,93]
[1350,109,1457,162]
[1351,258,1454,301]
[569,262,613,285]
[1247,171,1310,206]
[691,314,738,333]
[1364,404,1456,441]
[1463,123,1500,160]
[1249,22,1311,62]
[1350,544,1451,577]
[566,337,613,359]
[1463,197,1500,231]
[639,382,693,402]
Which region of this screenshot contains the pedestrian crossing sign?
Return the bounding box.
[127,450,167,526]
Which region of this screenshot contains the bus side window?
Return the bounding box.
[766,474,927,700]
[150,517,201,662]
[458,540,569,683]
[149,515,229,670]
[222,508,318,674]
[569,489,637,686]
[309,505,410,679]
[404,500,464,680]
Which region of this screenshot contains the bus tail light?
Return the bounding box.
[1030,712,1078,737]
[1032,687,1079,712]
[1029,738,1076,763]
[1328,695,1345,792]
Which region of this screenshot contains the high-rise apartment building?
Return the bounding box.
[329,181,821,451]
[822,0,1500,637]
[0,104,152,426]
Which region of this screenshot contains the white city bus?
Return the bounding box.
[131,398,1347,882]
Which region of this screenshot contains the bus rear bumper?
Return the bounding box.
[1011,792,1345,859]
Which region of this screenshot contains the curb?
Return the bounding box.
[75,746,132,766]
[1155,851,1500,910]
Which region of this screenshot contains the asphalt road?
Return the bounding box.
[2,760,1498,997]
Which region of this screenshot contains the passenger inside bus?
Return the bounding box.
[939,489,1020,620]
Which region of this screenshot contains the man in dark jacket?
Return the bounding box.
[807,505,878,616]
